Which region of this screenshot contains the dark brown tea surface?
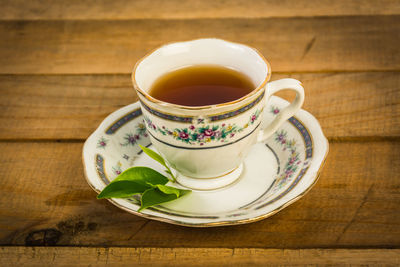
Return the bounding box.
[148,65,255,106]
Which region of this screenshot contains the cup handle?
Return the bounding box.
[257,78,305,142]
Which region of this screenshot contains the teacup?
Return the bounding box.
[132,38,304,190]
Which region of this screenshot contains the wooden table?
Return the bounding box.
[0,1,399,266]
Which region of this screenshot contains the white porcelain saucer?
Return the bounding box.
[83,96,328,227]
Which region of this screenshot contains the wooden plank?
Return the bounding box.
[0,72,398,140]
[0,141,399,248]
[1,0,400,20]
[0,247,399,267]
[0,16,399,74]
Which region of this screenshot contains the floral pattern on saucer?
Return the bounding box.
[119,122,148,147]
[97,136,108,149]
[273,129,301,190]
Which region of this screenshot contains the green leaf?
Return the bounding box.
[139,188,178,211]
[112,166,168,186]
[154,184,180,197]
[145,184,190,198]
[139,144,166,167]
[97,181,149,199]
[96,146,190,209]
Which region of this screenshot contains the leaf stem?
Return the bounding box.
[165,165,177,183]
[164,167,176,183]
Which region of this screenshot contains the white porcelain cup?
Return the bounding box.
[132,38,304,190]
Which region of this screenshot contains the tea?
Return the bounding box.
[148,65,255,106]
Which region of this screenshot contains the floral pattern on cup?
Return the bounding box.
[144,110,261,145]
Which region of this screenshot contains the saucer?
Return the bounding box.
[83,96,328,227]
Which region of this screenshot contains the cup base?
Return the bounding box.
[175,164,243,191]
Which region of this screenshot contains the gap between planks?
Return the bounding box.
[1,0,400,20]
[0,137,399,143]
[0,69,400,76]
[0,247,399,266]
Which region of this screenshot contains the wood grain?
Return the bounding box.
[1,0,400,20]
[0,72,398,140]
[0,247,399,266]
[0,141,399,248]
[0,16,399,74]
[0,0,398,263]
